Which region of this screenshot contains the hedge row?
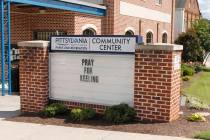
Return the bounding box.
[42,103,136,124]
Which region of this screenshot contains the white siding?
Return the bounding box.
[174,8,185,40]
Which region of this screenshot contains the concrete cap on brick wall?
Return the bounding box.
[17,41,49,48]
[136,43,183,51]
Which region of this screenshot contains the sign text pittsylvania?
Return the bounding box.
[55,37,131,45]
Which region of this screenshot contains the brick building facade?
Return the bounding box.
[10,0,176,45]
[174,0,201,39]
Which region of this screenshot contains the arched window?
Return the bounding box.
[125,30,134,36]
[162,32,168,43]
[83,28,96,36]
[146,31,153,44]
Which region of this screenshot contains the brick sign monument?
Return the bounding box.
[18,36,183,122]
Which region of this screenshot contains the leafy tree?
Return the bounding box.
[175,30,203,62]
[192,19,210,51]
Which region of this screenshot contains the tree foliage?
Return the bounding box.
[192,19,210,51]
[175,30,203,62]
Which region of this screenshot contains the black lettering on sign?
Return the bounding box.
[80,75,99,83]
[84,67,93,75]
[82,59,94,66]
[80,58,99,83]
[99,45,122,51]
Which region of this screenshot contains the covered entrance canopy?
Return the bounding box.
[0,0,106,96]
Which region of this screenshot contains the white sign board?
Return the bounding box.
[50,53,135,106]
[50,36,136,106]
[173,55,181,70]
[51,36,136,53]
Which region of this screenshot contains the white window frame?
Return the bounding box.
[162,31,168,43]
[82,24,98,32]
[155,0,162,5]
[146,29,154,44]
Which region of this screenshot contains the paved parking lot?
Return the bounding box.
[0,95,195,140]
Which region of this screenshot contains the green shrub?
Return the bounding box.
[104,104,136,124]
[175,30,203,62]
[195,131,210,140]
[43,103,68,117]
[70,108,96,121]
[181,64,195,76]
[203,67,210,72]
[182,76,190,81]
[186,96,209,110]
[187,113,206,122]
[195,65,204,73]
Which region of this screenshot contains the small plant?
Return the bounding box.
[43,103,68,117]
[181,64,195,76]
[182,76,190,81]
[186,96,209,110]
[195,131,210,140]
[104,103,136,124]
[187,113,206,122]
[69,108,96,121]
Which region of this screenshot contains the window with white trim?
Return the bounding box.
[146,31,153,44]
[83,28,96,36]
[125,30,135,36]
[162,32,168,43]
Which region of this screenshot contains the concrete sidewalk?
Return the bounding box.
[0,121,195,140]
[0,95,20,120]
[0,95,195,140]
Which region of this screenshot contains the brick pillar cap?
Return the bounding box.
[18,40,49,48]
[136,43,183,51]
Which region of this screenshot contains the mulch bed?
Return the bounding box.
[6,107,210,138]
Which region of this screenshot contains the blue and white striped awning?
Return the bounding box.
[8,0,106,16]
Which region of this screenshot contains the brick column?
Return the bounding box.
[18,41,49,113]
[134,44,183,122]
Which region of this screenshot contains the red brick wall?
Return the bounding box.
[134,48,181,122]
[103,0,174,43]
[51,100,107,114]
[74,13,102,35]
[11,13,31,43]
[11,6,102,44]
[19,43,182,122]
[30,13,74,35]
[19,46,49,113]
[184,0,201,30]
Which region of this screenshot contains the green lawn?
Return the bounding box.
[195,131,210,140]
[183,72,210,105]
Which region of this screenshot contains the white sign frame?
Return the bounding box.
[49,36,137,107]
[50,36,137,54]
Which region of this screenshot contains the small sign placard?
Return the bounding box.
[51,36,137,53]
[173,55,181,70]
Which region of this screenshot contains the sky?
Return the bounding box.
[198,0,210,19]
